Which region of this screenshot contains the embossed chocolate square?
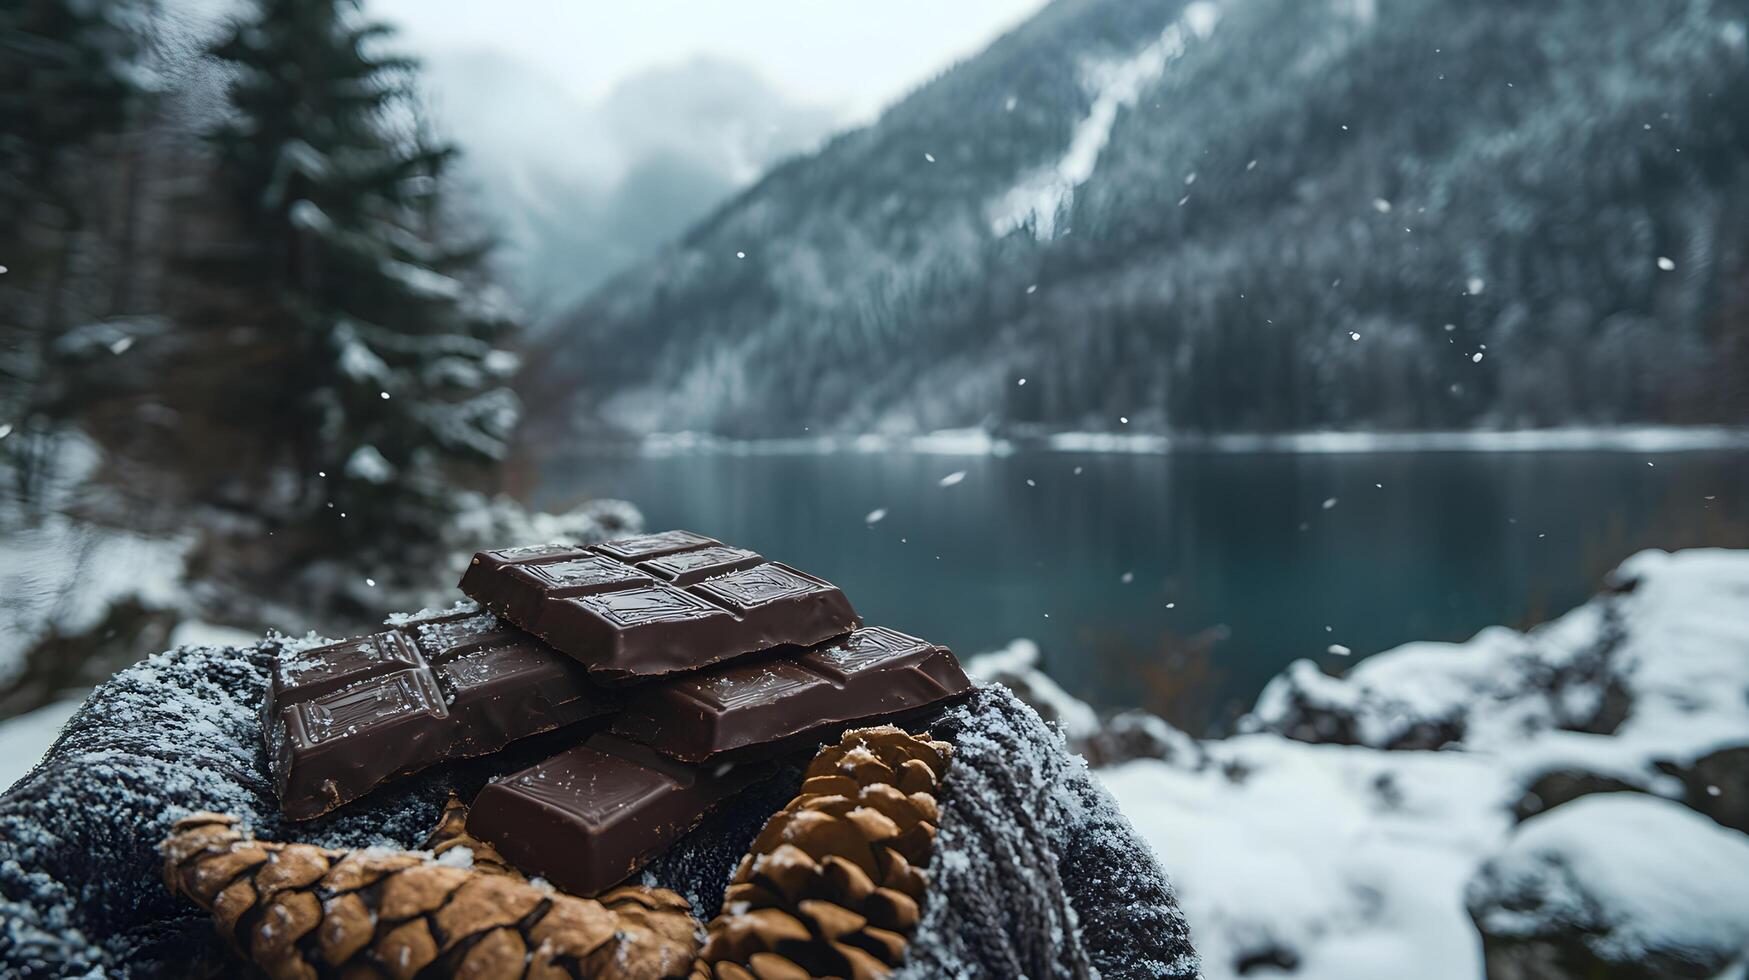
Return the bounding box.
[261,605,616,820]
[609,625,973,762]
[466,734,775,896]
[459,531,860,684]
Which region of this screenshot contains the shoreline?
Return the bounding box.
[553,425,1749,459]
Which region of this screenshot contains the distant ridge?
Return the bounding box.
[528,0,1749,439]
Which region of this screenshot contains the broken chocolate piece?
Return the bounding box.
[465,733,774,895]
[610,626,973,762]
[261,606,617,820]
[459,532,860,684]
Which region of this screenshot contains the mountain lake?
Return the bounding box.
[534,445,1749,734]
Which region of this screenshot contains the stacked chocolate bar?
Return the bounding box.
[261,530,972,895]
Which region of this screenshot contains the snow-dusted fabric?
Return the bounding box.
[899,690,1199,979]
[0,647,1197,978]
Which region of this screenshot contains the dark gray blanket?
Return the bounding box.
[0,643,1199,978]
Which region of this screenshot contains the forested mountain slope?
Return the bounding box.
[531,0,1749,439]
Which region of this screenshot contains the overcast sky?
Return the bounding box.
[364,0,1052,120]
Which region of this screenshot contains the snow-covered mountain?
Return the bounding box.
[527,0,1749,439]
[419,51,842,318]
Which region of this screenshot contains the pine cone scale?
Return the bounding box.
[319,892,375,964]
[695,725,953,979]
[161,805,698,978]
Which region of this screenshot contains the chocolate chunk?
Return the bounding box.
[610,626,973,762]
[262,606,617,820]
[465,734,774,895]
[459,532,860,684]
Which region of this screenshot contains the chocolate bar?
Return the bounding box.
[609,626,972,762]
[466,734,774,895]
[262,605,617,820]
[459,531,860,684]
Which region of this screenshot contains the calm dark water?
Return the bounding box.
[534,449,1748,733]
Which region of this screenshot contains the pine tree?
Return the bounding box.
[0,0,156,504]
[200,0,519,557]
[0,0,149,223]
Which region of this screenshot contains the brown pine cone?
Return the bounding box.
[422,793,521,878]
[161,810,699,979]
[693,725,952,980]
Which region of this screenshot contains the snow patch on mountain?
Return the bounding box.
[988,0,1220,239]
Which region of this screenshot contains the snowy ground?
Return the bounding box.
[1083,549,1749,979]
[0,434,195,695]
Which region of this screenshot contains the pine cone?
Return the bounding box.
[693,725,953,980]
[162,810,699,979]
[422,793,521,878]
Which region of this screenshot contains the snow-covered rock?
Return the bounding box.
[1098,549,1749,980]
[440,491,641,565]
[1466,794,1749,979]
[965,638,1102,742]
[965,638,1204,769]
[0,512,195,714]
[1243,613,1625,751]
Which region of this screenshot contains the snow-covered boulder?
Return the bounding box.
[1466,794,1749,979]
[0,512,194,717]
[1243,612,1628,752]
[965,639,1204,768]
[439,491,641,569]
[965,638,1102,742]
[1082,709,1206,769]
[1100,549,1749,980]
